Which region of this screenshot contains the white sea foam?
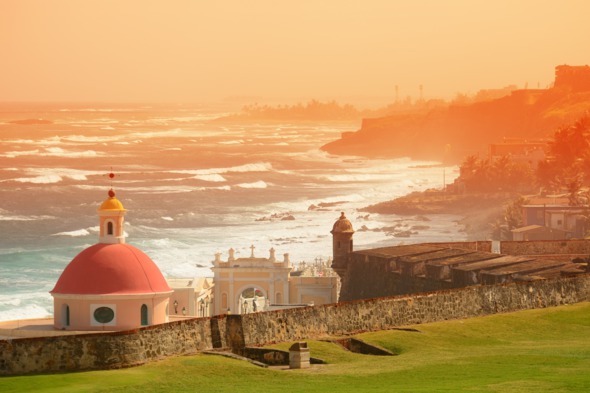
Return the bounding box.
[14,174,63,184]
[63,134,122,143]
[235,181,268,189]
[2,147,104,159]
[0,214,55,221]
[0,304,53,322]
[59,107,134,112]
[193,174,226,182]
[162,216,174,221]
[75,184,232,193]
[219,140,244,145]
[0,292,54,322]
[172,162,273,176]
[45,147,102,158]
[52,229,91,237]
[2,149,40,158]
[6,168,107,184]
[320,173,399,182]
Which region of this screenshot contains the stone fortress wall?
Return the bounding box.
[336,240,590,302]
[2,273,589,376]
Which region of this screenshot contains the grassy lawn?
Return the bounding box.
[1,302,589,392]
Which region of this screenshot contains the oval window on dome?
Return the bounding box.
[94,306,115,323]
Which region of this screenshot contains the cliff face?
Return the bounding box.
[321,65,590,163]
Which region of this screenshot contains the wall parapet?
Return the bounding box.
[1,275,589,376]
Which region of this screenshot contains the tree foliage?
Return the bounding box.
[240,100,360,120]
[456,155,535,194]
[537,115,590,193]
[456,114,590,197]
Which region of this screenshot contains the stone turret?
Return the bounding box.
[330,212,354,277]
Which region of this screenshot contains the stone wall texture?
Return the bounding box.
[0,315,229,375]
[1,275,589,376]
[500,239,590,256]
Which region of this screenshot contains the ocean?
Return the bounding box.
[0,102,464,322]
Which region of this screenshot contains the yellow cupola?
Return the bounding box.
[99,189,126,211]
[98,189,127,244]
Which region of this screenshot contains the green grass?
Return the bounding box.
[2,302,590,392]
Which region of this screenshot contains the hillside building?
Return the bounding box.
[517,197,587,239]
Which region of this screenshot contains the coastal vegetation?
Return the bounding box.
[537,115,590,196]
[213,98,447,122]
[215,99,368,122]
[1,302,589,392]
[237,100,362,121]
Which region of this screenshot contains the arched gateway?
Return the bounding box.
[211,246,290,315]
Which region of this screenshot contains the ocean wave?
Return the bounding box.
[0,292,53,322]
[1,149,41,158]
[5,168,106,184]
[172,162,273,177]
[44,147,103,158]
[219,140,244,145]
[63,134,122,143]
[320,173,398,182]
[1,147,104,159]
[76,184,231,194]
[52,228,93,237]
[0,214,55,221]
[3,136,62,146]
[235,181,268,189]
[59,107,135,112]
[193,174,226,182]
[0,304,53,323]
[14,175,63,184]
[3,135,122,146]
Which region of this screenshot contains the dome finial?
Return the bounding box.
[108,189,115,198]
[331,211,354,233]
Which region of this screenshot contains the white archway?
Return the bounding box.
[235,285,268,314]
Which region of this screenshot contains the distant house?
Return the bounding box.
[489,139,547,168]
[519,197,588,239]
[544,209,587,238]
[511,225,568,241]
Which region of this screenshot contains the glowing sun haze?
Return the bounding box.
[2,0,589,105]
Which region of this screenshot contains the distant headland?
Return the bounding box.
[321,65,590,163]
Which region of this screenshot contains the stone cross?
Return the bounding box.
[250,244,255,258]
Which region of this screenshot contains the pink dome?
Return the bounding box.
[51,243,171,295]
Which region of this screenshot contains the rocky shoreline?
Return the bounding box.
[361,191,516,240]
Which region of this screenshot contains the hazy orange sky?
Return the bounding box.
[2,0,589,106]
